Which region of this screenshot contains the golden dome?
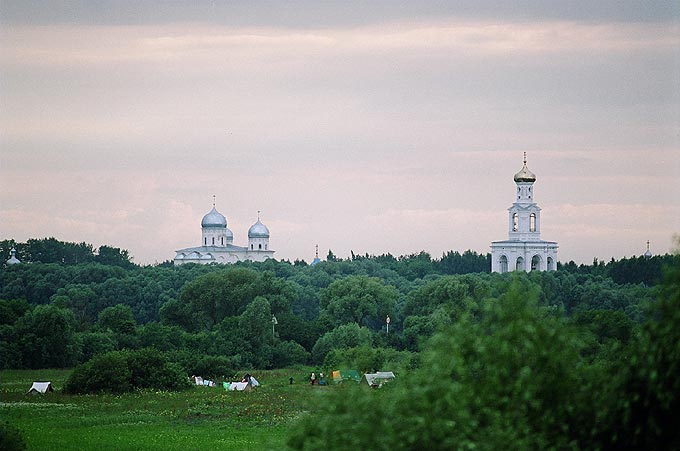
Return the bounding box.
[514,153,536,183]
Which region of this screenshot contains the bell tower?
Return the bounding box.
[491,153,558,273]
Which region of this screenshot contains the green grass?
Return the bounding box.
[1,368,331,450]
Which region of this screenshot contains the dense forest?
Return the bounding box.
[1,237,675,372]
[2,237,679,448]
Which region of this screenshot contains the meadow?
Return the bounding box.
[1,368,326,450]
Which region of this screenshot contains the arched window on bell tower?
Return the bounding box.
[512,213,519,232]
[530,213,536,232]
[499,255,508,273]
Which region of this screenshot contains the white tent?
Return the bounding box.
[362,372,395,388]
[227,382,251,391]
[27,382,53,394]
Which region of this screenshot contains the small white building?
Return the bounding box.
[491,154,558,273]
[174,203,274,265]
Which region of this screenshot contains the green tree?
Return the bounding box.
[321,276,398,329]
[98,304,136,335]
[95,245,134,268]
[311,323,373,364]
[273,340,310,367]
[172,268,294,331]
[14,304,78,368]
[50,284,98,329]
[0,299,30,326]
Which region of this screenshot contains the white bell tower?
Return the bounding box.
[491,154,558,273]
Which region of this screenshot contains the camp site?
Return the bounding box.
[0,366,398,450]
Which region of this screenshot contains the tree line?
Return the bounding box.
[1,237,675,373]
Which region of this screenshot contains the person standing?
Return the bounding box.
[310,372,316,385]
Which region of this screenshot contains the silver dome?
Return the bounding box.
[201,207,227,228]
[248,219,270,238]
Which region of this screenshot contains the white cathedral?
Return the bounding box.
[490,154,558,273]
[174,202,274,265]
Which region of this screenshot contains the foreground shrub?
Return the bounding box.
[290,279,597,450]
[64,348,191,394]
[0,420,26,451]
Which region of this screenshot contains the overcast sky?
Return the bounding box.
[1,1,679,265]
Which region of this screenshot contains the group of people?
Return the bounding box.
[309,372,325,385]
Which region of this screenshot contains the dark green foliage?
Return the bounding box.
[609,263,680,449]
[76,331,116,362]
[189,355,239,379]
[0,420,26,451]
[320,275,398,329]
[0,238,135,267]
[290,279,594,450]
[438,249,491,274]
[0,299,30,326]
[167,268,294,331]
[64,351,132,394]
[272,340,310,368]
[137,322,185,351]
[64,348,191,394]
[94,245,135,268]
[13,305,78,368]
[97,304,137,335]
[311,323,373,364]
[125,348,190,391]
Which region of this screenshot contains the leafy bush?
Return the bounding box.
[0,420,26,451]
[76,331,116,363]
[273,340,310,368]
[64,348,191,394]
[311,323,372,363]
[65,351,131,394]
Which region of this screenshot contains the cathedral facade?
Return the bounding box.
[174,204,274,265]
[490,155,558,273]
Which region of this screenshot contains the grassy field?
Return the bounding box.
[1,368,328,450]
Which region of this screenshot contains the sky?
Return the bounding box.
[1,1,679,265]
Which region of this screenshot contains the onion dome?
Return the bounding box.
[226,227,234,241]
[248,218,270,238]
[201,207,227,228]
[6,248,20,265]
[644,240,652,258]
[514,153,536,183]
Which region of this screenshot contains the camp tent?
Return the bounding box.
[331,370,361,384]
[226,382,252,391]
[362,372,395,388]
[225,375,259,391]
[27,382,53,395]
